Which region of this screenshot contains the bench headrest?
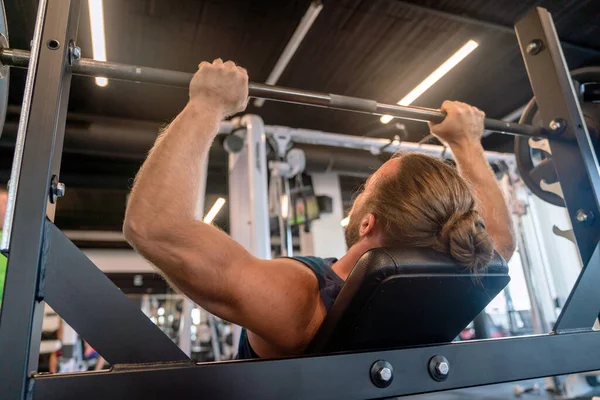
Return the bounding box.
[306,247,510,354]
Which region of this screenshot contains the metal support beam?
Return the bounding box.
[266,126,515,164]
[555,243,600,331]
[31,332,600,400]
[44,221,189,364]
[515,7,600,331]
[228,115,271,259]
[0,48,542,138]
[0,0,80,397]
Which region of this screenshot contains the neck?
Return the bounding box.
[332,242,374,281]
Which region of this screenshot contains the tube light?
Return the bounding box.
[88,0,108,87]
[281,194,289,219]
[341,217,349,227]
[95,77,108,87]
[254,1,323,108]
[380,40,479,124]
[203,197,226,224]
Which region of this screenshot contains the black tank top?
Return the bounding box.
[236,256,343,359]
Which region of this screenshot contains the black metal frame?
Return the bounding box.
[29,331,600,400]
[0,0,81,397]
[0,2,599,399]
[43,223,189,363]
[515,9,600,332]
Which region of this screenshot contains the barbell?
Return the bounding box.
[0,20,598,208]
[0,45,544,139]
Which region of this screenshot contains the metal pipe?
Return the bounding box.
[1,9,47,252]
[266,126,516,164]
[0,48,543,138]
[272,172,288,257]
[483,103,528,137]
[207,314,222,362]
[283,177,294,257]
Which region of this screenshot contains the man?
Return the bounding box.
[124,59,515,359]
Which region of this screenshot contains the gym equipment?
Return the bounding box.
[2,1,600,399]
[515,67,600,207]
[0,55,543,140]
[222,129,246,154]
[306,248,509,353]
[513,383,540,396]
[267,133,306,256]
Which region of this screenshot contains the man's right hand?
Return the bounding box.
[428,100,485,149]
[189,58,249,118]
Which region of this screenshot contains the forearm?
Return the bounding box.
[451,141,516,260]
[124,101,223,279]
[125,101,221,229]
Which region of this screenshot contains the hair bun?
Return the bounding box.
[440,210,494,271]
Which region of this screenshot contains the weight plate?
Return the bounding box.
[515,67,600,207]
[0,0,8,139]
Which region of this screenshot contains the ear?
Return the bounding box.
[359,213,377,238]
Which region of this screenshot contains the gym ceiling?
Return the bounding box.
[2,0,600,232]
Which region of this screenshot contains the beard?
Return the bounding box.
[344,207,367,248]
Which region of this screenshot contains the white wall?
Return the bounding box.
[528,194,582,305]
[83,249,155,273]
[305,172,347,259]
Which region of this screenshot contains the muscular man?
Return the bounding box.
[124,59,515,359]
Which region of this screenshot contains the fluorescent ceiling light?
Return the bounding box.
[203,197,226,224]
[380,40,479,124]
[88,0,108,87]
[95,77,108,87]
[254,1,323,108]
[341,216,349,227]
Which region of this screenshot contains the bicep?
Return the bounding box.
[138,222,323,351]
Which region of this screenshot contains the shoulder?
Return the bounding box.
[242,257,328,357]
[239,257,322,312]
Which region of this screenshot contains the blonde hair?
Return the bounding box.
[370,153,494,271]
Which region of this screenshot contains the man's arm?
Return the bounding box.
[123,59,325,356]
[429,101,516,261]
